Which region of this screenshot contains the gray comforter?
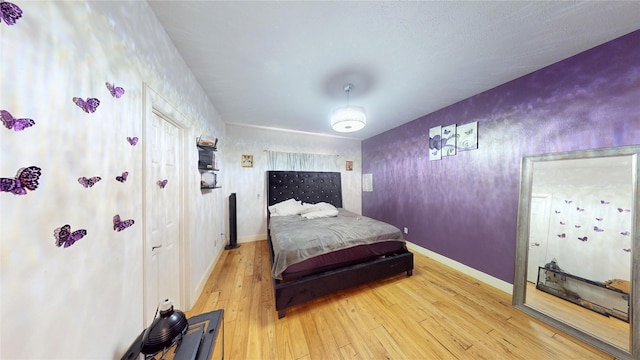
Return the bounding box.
[269,208,405,279]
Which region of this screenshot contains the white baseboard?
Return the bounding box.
[406,242,513,295]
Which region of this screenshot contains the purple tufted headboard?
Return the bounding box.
[266,171,343,208]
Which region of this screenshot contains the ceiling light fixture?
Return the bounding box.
[331,84,366,132]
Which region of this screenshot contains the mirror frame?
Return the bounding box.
[513,145,640,360]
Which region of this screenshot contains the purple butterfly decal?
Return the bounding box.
[54,224,87,248]
[576,207,584,212]
[157,179,168,188]
[620,231,630,236]
[0,166,41,195]
[623,248,631,253]
[559,221,565,225]
[0,1,22,26]
[113,214,134,232]
[593,226,604,232]
[578,237,588,242]
[106,82,125,98]
[116,171,128,183]
[443,129,451,135]
[601,200,610,205]
[78,176,101,188]
[618,208,631,213]
[564,200,572,204]
[595,217,603,221]
[464,129,474,135]
[574,225,581,228]
[73,97,100,113]
[557,233,566,238]
[554,210,560,214]
[127,136,138,146]
[1,110,34,131]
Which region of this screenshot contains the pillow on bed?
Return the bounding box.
[299,202,336,214]
[301,208,339,219]
[300,202,339,219]
[268,198,304,216]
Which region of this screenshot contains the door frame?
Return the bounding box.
[527,194,552,283]
[142,83,191,326]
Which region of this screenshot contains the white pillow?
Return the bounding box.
[268,198,304,216]
[301,208,339,219]
[299,202,336,215]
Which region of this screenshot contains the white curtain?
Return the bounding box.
[266,151,339,171]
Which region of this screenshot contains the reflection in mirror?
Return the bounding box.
[513,146,639,360]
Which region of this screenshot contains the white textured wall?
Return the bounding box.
[531,158,633,281]
[0,1,224,358]
[224,124,362,242]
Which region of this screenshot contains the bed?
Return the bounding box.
[267,171,414,318]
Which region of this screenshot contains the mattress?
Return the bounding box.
[269,208,406,279]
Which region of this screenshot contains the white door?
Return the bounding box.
[527,195,551,283]
[144,110,183,325]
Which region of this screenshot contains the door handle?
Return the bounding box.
[152,245,163,251]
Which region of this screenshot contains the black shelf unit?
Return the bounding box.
[536,266,629,322]
[197,139,220,189]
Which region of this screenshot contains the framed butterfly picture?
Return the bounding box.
[456,121,478,151]
[428,126,442,161]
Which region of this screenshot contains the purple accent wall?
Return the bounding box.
[362,30,640,284]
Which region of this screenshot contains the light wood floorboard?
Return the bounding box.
[525,282,629,350]
[187,240,614,359]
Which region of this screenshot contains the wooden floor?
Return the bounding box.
[526,282,629,350]
[187,240,614,359]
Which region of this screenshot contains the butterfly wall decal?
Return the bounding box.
[106,82,125,98]
[618,208,631,213]
[157,179,168,188]
[1,110,34,131]
[0,1,22,26]
[623,248,631,253]
[564,200,572,204]
[593,226,604,232]
[116,171,128,183]
[620,231,630,236]
[557,233,566,238]
[576,207,584,212]
[0,166,41,195]
[54,224,87,248]
[600,200,610,205]
[574,225,581,228]
[595,217,603,221]
[78,176,101,188]
[578,237,588,242]
[559,221,565,225]
[73,97,100,113]
[113,214,134,232]
[127,136,138,146]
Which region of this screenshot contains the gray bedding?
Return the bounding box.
[269,208,405,279]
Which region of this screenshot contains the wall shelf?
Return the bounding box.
[197,137,220,189]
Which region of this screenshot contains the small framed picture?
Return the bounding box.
[241,154,254,168]
[345,161,353,171]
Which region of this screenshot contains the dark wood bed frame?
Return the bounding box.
[266,171,414,318]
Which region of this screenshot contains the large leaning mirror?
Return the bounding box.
[513,145,640,360]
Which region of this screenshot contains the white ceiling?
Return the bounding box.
[147,1,640,140]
